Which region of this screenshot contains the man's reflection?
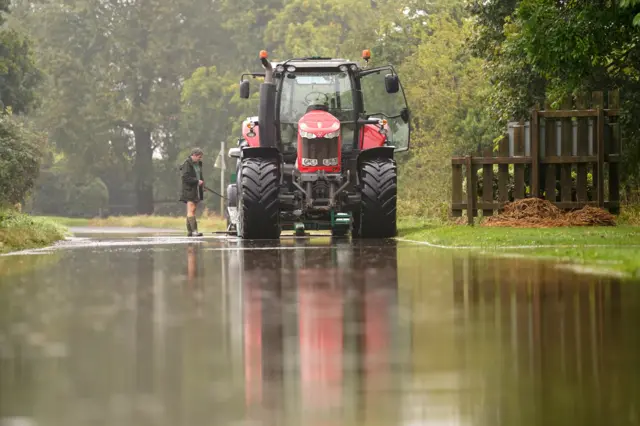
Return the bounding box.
[185,244,203,315]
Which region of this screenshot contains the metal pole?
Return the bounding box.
[220,140,226,216]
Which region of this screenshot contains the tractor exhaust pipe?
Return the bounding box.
[258,51,277,149]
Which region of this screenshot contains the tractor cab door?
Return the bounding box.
[359,66,410,152]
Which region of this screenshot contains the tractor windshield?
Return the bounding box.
[279,70,355,153]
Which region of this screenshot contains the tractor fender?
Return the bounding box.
[241,146,282,162]
[356,146,395,170]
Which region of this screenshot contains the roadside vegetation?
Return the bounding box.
[398,211,640,277]
[48,212,226,231]
[0,208,67,253]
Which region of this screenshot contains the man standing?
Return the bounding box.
[180,148,205,236]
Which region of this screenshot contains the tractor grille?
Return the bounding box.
[301,137,339,167]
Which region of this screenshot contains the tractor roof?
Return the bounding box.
[273,58,359,69]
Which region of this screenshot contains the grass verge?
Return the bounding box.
[397,219,640,278]
[0,209,68,253]
[43,213,226,232]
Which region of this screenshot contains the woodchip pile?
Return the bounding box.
[481,199,616,228]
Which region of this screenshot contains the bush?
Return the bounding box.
[0,208,67,252]
[0,112,46,205]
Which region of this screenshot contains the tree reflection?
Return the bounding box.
[451,255,639,426]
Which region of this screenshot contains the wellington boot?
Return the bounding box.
[186,217,193,237]
[188,217,203,237]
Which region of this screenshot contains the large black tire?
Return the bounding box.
[237,157,281,239]
[357,158,397,238]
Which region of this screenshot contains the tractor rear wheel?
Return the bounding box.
[237,157,281,239]
[357,158,397,238]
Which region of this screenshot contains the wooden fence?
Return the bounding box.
[451,90,621,224]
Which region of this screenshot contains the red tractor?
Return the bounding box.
[226,49,410,239]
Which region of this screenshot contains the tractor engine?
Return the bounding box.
[295,109,349,212]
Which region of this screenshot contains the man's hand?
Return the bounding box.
[198,180,204,186]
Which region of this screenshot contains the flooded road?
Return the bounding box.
[1,232,640,426]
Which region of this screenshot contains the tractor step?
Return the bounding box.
[334,212,351,225]
[294,222,306,236]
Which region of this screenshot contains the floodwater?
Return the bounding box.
[1,231,640,426]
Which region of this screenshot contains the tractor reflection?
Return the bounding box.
[230,239,400,424]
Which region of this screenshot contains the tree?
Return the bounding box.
[470,0,640,190]
[0,112,46,205]
[18,0,224,214]
[216,0,284,69]
[0,0,9,24]
[397,14,495,217]
[0,29,42,113]
[1,0,42,114]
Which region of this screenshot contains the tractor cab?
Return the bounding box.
[238,52,410,158]
[228,50,411,239]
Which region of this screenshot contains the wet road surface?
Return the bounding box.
[1,230,640,426]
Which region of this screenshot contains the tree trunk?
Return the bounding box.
[134,126,155,214]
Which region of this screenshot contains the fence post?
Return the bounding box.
[561,96,573,203]
[452,160,463,217]
[483,146,494,217]
[531,108,540,198]
[498,136,509,206]
[608,89,620,213]
[575,94,589,203]
[597,106,605,208]
[465,155,475,226]
[592,91,604,205]
[544,100,557,202]
[513,120,525,199]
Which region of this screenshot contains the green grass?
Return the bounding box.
[43,213,226,231]
[398,220,640,278]
[0,209,68,253]
[619,204,640,226]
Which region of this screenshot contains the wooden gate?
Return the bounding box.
[451,91,621,224]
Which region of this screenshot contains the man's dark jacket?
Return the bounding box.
[179,157,204,203]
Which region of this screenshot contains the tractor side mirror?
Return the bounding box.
[228,147,241,158]
[239,80,250,99]
[384,74,400,94]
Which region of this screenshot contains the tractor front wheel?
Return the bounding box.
[237,157,281,239]
[357,158,397,238]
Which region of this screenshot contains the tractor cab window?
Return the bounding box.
[360,66,410,152]
[279,71,355,153]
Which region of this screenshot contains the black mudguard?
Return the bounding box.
[240,146,282,162]
[357,146,395,169]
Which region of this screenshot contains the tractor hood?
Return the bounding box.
[298,110,340,139]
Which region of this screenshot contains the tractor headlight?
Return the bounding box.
[301,158,318,166]
[322,158,339,166]
[324,130,340,139]
[300,130,317,139]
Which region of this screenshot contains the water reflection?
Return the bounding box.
[0,239,639,426]
[231,239,400,425]
[449,255,636,426]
